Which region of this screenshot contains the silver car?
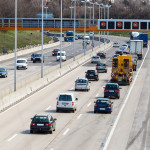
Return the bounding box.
[75,78,90,91]
[91,56,101,63]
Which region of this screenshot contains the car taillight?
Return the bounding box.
[57,101,59,105]
[72,102,74,106]
[104,90,108,92]
[96,66,98,68]
[108,104,111,107]
[87,82,88,86]
[95,103,98,106]
[105,66,106,68]
[115,90,119,93]
[45,123,51,126]
[31,122,35,126]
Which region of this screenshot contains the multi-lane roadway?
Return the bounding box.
[0,35,149,150]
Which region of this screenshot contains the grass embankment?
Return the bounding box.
[0,30,51,53]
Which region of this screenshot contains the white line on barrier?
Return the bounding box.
[8,134,17,142]
[87,102,92,107]
[103,45,149,150]
[63,128,70,136]
[45,105,51,110]
[77,114,83,119]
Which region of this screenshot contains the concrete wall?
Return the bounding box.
[0,42,112,112]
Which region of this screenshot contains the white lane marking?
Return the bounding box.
[8,134,17,142]
[103,45,150,150]
[45,105,51,110]
[77,114,83,119]
[96,93,99,97]
[63,128,70,136]
[87,102,92,107]
[70,87,74,90]
[50,149,54,150]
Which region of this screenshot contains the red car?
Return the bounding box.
[52,49,60,56]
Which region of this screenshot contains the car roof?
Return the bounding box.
[57,51,66,53]
[59,93,74,96]
[96,98,110,101]
[76,78,88,80]
[97,62,106,65]
[17,58,27,60]
[35,114,50,117]
[106,83,119,86]
[87,69,95,71]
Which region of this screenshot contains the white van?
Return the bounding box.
[83,35,90,44]
[16,58,28,70]
[56,93,78,112]
[56,51,66,61]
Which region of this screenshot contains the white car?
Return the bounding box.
[89,32,94,37]
[16,58,28,70]
[75,78,90,91]
[113,42,119,47]
[56,93,78,112]
[91,56,101,63]
[83,35,90,44]
[56,51,66,61]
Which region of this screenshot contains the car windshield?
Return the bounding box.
[59,95,72,101]
[106,84,118,89]
[96,100,110,104]
[17,60,26,63]
[93,56,99,59]
[35,54,41,57]
[32,116,49,122]
[0,68,5,72]
[54,49,60,52]
[57,53,65,56]
[76,79,87,83]
[97,63,105,66]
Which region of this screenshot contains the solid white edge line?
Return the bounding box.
[63,128,70,136]
[77,114,83,119]
[103,45,149,150]
[8,134,18,142]
[87,102,92,107]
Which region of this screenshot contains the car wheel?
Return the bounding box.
[75,89,77,91]
[109,111,112,114]
[30,130,33,134]
[96,78,99,81]
[49,130,53,134]
[56,108,59,112]
[104,96,107,98]
[117,96,120,99]
[72,109,75,113]
[94,110,96,113]
[53,127,56,131]
[105,70,107,73]
[33,61,35,63]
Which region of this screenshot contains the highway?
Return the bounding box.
[0,35,149,150]
[0,37,101,92]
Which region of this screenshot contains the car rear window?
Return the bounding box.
[59,95,72,101]
[97,63,105,66]
[96,100,110,104]
[17,60,26,63]
[76,79,87,83]
[106,84,118,89]
[33,116,49,122]
[35,54,42,57]
[87,70,95,73]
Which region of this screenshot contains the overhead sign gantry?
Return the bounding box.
[98,19,150,32]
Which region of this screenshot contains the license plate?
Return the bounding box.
[62,102,68,105]
[90,75,93,76]
[37,124,44,126]
[109,90,114,92]
[100,108,105,110]
[18,66,22,67]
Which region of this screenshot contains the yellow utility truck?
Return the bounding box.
[111,55,133,85]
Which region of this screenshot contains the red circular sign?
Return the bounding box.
[117,22,122,28]
[101,22,106,27]
[133,22,138,28]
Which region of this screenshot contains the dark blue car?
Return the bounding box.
[94,98,113,113]
[104,83,121,99]
[0,67,8,78]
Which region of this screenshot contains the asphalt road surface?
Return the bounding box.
[0,35,149,150]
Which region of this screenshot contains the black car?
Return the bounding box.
[30,114,56,134]
[104,83,121,99]
[32,53,44,63]
[77,35,83,39]
[31,53,37,61]
[96,62,107,73]
[0,67,7,78]
[97,51,106,58]
[85,70,99,81]
[115,50,123,55]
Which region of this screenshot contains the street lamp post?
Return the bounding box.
[41,0,44,78]
[89,1,95,25]
[14,0,17,91]
[106,5,111,43]
[44,6,48,19]
[60,0,63,68]
[69,7,74,19]
[88,7,92,26]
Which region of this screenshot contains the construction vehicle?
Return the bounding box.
[111,55,133,85]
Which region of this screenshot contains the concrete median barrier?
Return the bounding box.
[0,42,113,112]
